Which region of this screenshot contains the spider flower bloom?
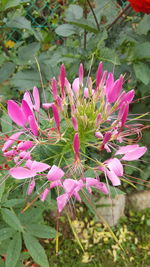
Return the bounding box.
[101,158,123,186]
[127,0,150,13]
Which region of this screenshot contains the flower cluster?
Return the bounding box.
[127,0,150,13]
[2,63,147,213]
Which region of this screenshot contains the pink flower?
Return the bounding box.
[7,100,26,127]
[9,160,50,179]
[101,158,123,186]
[79,63,84,85]
[106,74,123,103]
[96,62,103,89]
[60,64,66,98]
[47,165,64,181]
[72,117,78,131]
[40,187,50,201]
[52,78,58,100]
[72,78,80,95]
[2,131,23,152]
[57,179,83,213]
[23,87,40,112]
[115,144,147,161]
[86,177,108,194]
[27,179,35,195]
[118,101,129,127]
[73,133,80,160]
[51,103,60,132]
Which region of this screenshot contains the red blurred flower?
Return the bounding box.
[127,0,150,13]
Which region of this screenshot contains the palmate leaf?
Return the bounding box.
[23,233,49,267]
[5,232,22,267]
[26,223,56,239]
[1,208,23,232]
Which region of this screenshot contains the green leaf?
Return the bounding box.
[3,0,28,10]
[108,185,125,198]
[65,4,83,21]
[11,70,41,90]
[1,113,12,133]
[18,42,40,63]
[55,24,77,37]
[0,227,15,242]
[0,62,16,83]
[134,62,150,85]
[4,199,25,208]
[6,232,22,267]
[1,208,23,231]
[23,233,49,267]
[6,16,32,30]
[137,15,150,35]
[0,181,5,201]
[134,42,150,59]
[68,19,99,34]
[26,224,56,239]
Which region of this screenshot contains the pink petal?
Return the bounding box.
[106,170,121,186]
[2,131,23,152]
[40,188,50,201]
[72,78,80,94]
[72,116,78,131]
[119,89,135,107]
[23,91,33,109]
[9,167,36,179]
[50,180,62,189]
[95,131,103,139]
[79,63,84,85]
[73,133,80,160]
[57,193,69,213]
[27,179,35,195]
[47,165,64,181]
[42,103,53,110]
[28,115,38,136]
[4,150,17,157]
[105,72,114,98]
[17,141,33,151]
[52,78,58,100]
[103,131,112,145]
[7,100,26,127]
[115,145,139,155]
[105,158,123,176]
[107,75,123,103]
[51,103,60,131]
[96,113,102,127]
[19,151,31,160]
[63,179,78,193]
[84,87,89,98]
[118,101,129,126]
[60,64,66,98]
[25,159,33,169]
[21,100,33,120]
[33,87,40,112]
[96,62,103,89]
[86,178,108,194]
[31,160,50,172]
[121,146,147,161]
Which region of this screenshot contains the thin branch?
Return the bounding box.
[107,3,132,30]
[87,0,100,31]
